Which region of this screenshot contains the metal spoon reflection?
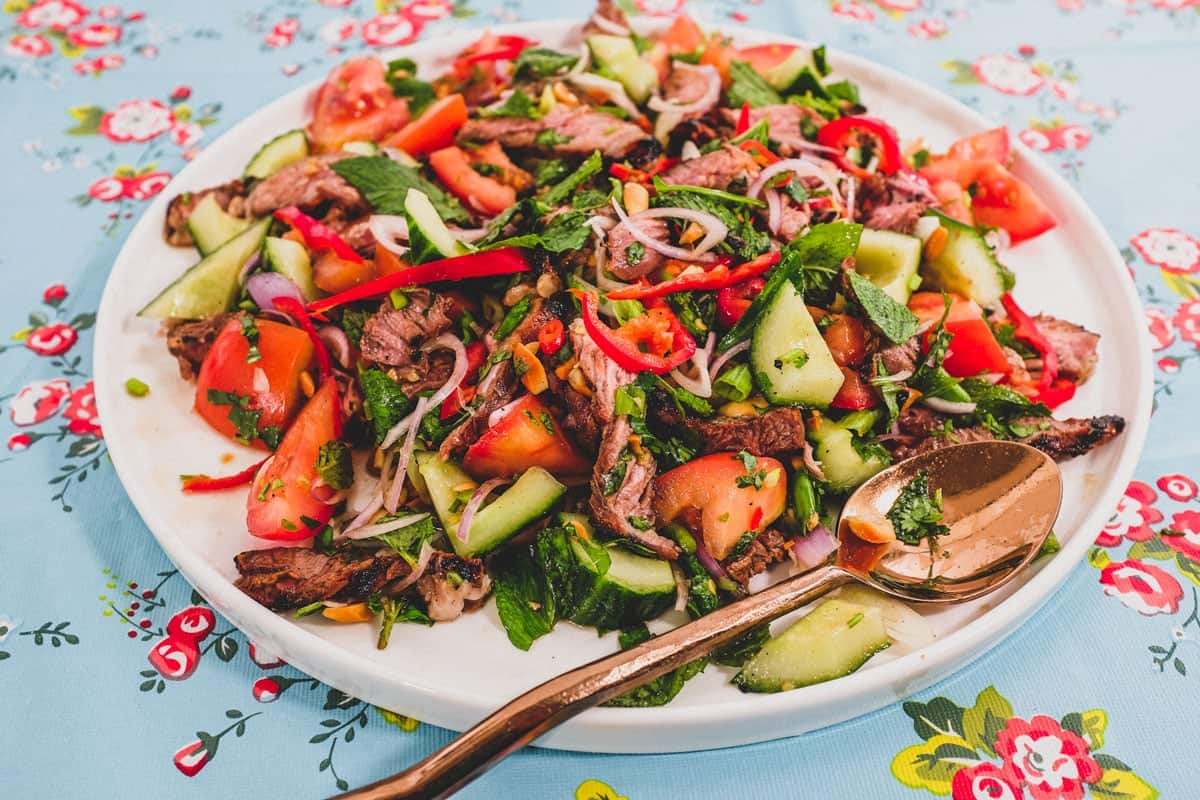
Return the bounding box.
[334,440,1062,800]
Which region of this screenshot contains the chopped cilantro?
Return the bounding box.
[385,58,436,115]
[625,241,645,267]
[124,377,149,397]
[774,347,809,370]
[534,129,573,147]
[480,89,541,119]
[886,470,949,546]
[205,388,264,446]
[315,440,353,490]
[513,47,579,79]
[359,367,414,444]
[628,516,653,531]
[240,316,261,363]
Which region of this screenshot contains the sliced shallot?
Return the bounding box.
[671,563,689,612]
[418,334,469,410]
[387,540,436,593]
[588,12,630,36]
[246,272,305,312]
[790,524,837,571]
[384,396,428,513]
[342,512,431,541]
[747,158,844,209]
[670,332,715,398]
[921,397,978,415]
[318,325,353,369]
[647,63,721,116]
[368,214,410,255]
[709,339,751,379]
[611,199,727,262]
[567,72,642,119]
[764,188,782,236]
[456,477,513,542]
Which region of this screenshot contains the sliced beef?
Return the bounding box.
[662,407,807,457]
[863,200,928,234]
[769,199,811,243]
[663,65,712,106]
[414,550,493,622]
[234,547,410,611]
[165,313,234,380]
[724,529,791,586]
[606,217,667,280]
[1022,415,1125,459]
[721,104,825,155]
[660,144,758,191]
[889,406,1125,462]
[359,289,455,368]
[457,106,649,159]
[589,416,680,559]
[874,336,921,376]
[855,174,933,235]
[1034,315,1100,383]
[245,152,366,218]
[540,343,604,452]
[569,318,636,423]
[667,111,726,154]
[164,180,247,247]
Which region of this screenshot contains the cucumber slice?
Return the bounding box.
[243,129,309,180]
[341,140,379,156]
[405,188,466,261]
[262,236,320,301]
[567,537,677,630]
[186,193,253,256]
[854,228,922,304]
[751,281,845,407]
[416,453,566,557]
[734,599,890,692]
[919,210,1014,308]
[139,218,270,319]
[807,414,889,493]
[830,584,937,656]
[586,34,658,104]
[761,48,813,91]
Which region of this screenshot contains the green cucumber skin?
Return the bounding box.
[243,129,309,180]
[186,194,253,256]
[751,281,845,407]
[919,210,1012,308]
[566,540,675,630]
[855,228,922,304]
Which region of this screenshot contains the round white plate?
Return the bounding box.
[93,19,1151,754]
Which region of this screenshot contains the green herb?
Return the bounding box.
[385,58,436,115]
[791,470,822,532]
[535,129,573,147]
[847,612,865,628]
[824,79,860,105]
[592,103,630,119]
[479,88,541,119]
[538,410,556,435]
[614,384,647,419]
[601,450,632,496]
[339,306,373,346]
[908,293,971,403]
[713,363,753,402]
[634,371,712,417]
[313,525,335,553]
[654,186,770,262]
[886,470,950,546]
[240,316,261,363]
[928,419,960,442]
[730,530,758,557]
[624,241,645,267]
[618,624,652,650]
[1037,531,1062,559]
[376,596,432,650]
[605,654,707,707]
[359,367,414,444]
[961,377,1051,438]
[280,518,298,532]
[571,188,609,210]
[513,46,579,79]
[846,270,920,345]
[494,295,533,341]
[774,347,809,370]
[534,158,570,187]
[537,209,593,252]
[627,516,653,531]
[294,601,325,618]
[667,290,715,340]
[471,162,503,177]
[314,440,353,490]
[124,377,149,397]
[784,178,809,205]
[388,288,410,309]
[651,176,766,208]
[332,156,469,223]
[812,44,830,77]
[912,148,931,169]
[490,526,574,650]
[373,515,438,560]
[736,450,758,472]
[257,477,284,502]
[205,388,265,446]
[259,425,283,451]
[730,117,770,148]
[727,60,783,108]
[542,150,603,206]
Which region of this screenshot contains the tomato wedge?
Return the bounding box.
[968,160,1056,244]
[947,127,1011,164]
[733,43,798,74]
[194,318,314,449]
[462,395,590,478]
[830,368,876,410]
[307,58,410,153]
[909,292,1011,378]
[429,145,516,216]
[246,380,340,541]
[383,93,468,157]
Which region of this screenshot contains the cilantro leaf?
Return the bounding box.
[727,60,783,108]
[314,440,353,490]
[359,367,414,444]
[886,470,949,546]
[846,270,919,344]
[332,156,469,224]
[385,58,436,116]
[480,89,540,119]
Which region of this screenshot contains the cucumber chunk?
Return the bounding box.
[855,228,922,304]
[760,48,813,91]
[416,453,566,557]
[262,236,319,301]
[139,218,270,319]
[405,188,466,261]
[830,584,937,655]
[751,281,845,407]
[567,537,677,630]
[186,193,253,256]
[807,413,889,493]
[919,210,1014,308]
[341,140,380,157]
[243,129,309,180]
[587,34,658,104]
[734,599,890,692]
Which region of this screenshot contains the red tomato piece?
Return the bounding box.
[429,145,517,216]
[968,160,1056,244]
[661,14,705,53]
[733,43,798,74]
[383,93,468,157]
[830,367,876,410]
[246,380,340,541]
[947,127,1011,164]
[308,58,410,152]
[313,250,377,295]
[821,314,868,368]
[909,292,1012,378]
[929,178,973,225]
[194,318,314,449]
[462,395,590,479]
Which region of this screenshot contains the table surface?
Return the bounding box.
[2,0,1198,797]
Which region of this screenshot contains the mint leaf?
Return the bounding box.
[332,156,468,223]
[846,270,919,344]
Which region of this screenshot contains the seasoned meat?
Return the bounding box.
[622,137,665,170]
[165,313,234,380]
[569,318,636,423]
[414,551,493,622]
[769,199,811,242]
[246,152,366,217]
[1022,415,1125,459]
[164,180,247,247]
[687,407,808,457]
[585,0,630,31]
[855,174,933,235]
[590,416,680,559]
[457,106,650,159]
[663,64,712,106]
[359,289,455,368]
[724,529,791,585]
[667,112,726,154]
[721,104,825,155]
[320,205,375,255]
[606,217,666,280]
[234,547,410,611]
[874,336,921,376]
[540,347,604,451]
[1034,314,1100,383]
[660,144,758,191]
[438,357,516,458]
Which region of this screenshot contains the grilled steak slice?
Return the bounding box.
[457,107,649,159]
[246,152,366,217]
[689,407,807,457]
[359,289,455,368]
[724,529,791,585]
[416,551,493,622]
[660,144,758,191]
[590,415,680,560]
[667,112,726,154]
[890,407,1125,462]
[165,313,234,380]
[721,104,825,156]
[569,318,636,423]
[663,64,712,106]
[856,174,932,234]
[874,336,921,376]
[234,547,410,611]
[164,180,247,247]
[1034,314,1100,383]
[606,217,666,280]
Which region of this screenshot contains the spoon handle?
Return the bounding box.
[333,564,851,800]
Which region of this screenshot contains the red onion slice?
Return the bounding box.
[765,188,782,236]
[790,524,837,571]
[388,540,435,593]
[246,272,305,312]
[845,176,858,221]
[567,72,641,119]
[384,396,428,513]
[694,535,729,582]
[870,369,914,385]
[801,439,826,482]
[343,492,385,536]
[589,218,633,293]
[238,252,262,285]
[710,339,751,379]
[672,563,689,612]
[921,397,978,415]
[567,42,591,78]
[456,477,512,542]
[747,159,844,209]
[611,199,728,262]
[318,325,353,369]
[670,332,715,398]
[647,63,721,116]
[589,13,630,36]
[487,397,523,428]
[368,214,410,256]
[342,511,431,541]
[420,333,470,409]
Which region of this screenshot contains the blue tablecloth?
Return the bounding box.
[3,1,1197,797]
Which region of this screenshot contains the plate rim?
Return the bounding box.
[93,17,1153,753]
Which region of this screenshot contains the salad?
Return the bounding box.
[144,1,1125,703]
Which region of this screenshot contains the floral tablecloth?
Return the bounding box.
[2,0,1198,798]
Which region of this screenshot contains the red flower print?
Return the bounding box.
[173,740,211,777]
[17,0,88,31]
[1018,128,1056,152]
[361,12,421,47]
[1131,227,1200,274]
[98,99,175,143]
[252,677,281,703]
[170,85,191,101]
[10,378,71,426]
[319,0,352,6]
[972,54,1044,96]
[97,5,120,19]
[66,22,122,48]
[1164,510,1200,562]
[952,762,1022,800]
[24,321,78,356]
[167,606,216,642]
[7,33,53,57]
[403,0,453,20]
[171,121,202,147]
[320,17,356,44]
[1152,0,1199,8]
[1158,474,1198,502]
[1172,299,1200,347]
[994,715,1101,800]
[248,641,286,669]
[832,1,876,20]
[908,19,948,39]
[1145,306,1175,350]
[1097,481,1162,546]
[125,170,171,200]
[148,635,201,680]
[62,381,101,436]
[1099,558,1184,616]
[1056,124,1091,150]
[273,18,300,36]
[1049,80,1080,102]
[8,433,33,452]
[635,0,686,16]
[87,175,127,201]
[1159,356,1180,374]
[876,0,921,10]
[264,30,293,48]
[1058,0,1085,9]
[43,283,68,305]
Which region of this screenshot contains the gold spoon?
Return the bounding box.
[334,440,1062,800]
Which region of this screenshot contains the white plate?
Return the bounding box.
[93,19,1151,754]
